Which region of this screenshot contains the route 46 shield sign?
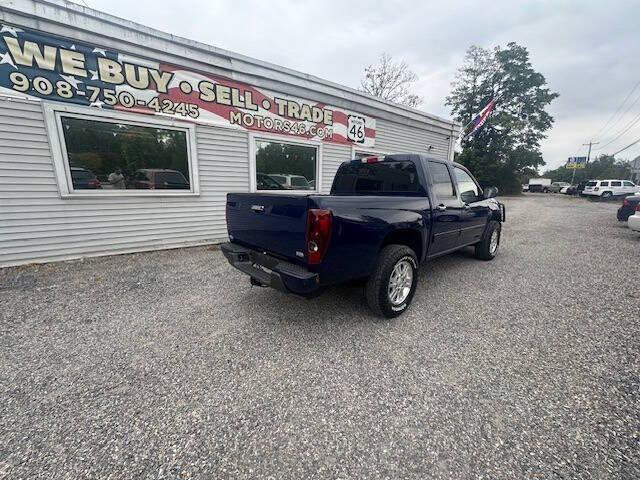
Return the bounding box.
[347,115,366,144]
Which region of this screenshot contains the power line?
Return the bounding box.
[600,94,640,141]
[613,135,640,156]
[590,79,640,140]
[594,111,640,151]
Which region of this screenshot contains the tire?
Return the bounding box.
[365,245,418,318]
[601,191,612,199]
[475,220,501,260]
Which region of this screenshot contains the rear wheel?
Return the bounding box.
[475,220,501,260]
[365,245,418,318]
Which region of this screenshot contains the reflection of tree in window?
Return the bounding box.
[61,116,189,189]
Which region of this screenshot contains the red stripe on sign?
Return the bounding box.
[332,110,348,126]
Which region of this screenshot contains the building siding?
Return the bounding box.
[375,119,452,160]
[321,143,352,193]
[0,96,456,267]
[0,97,249,267]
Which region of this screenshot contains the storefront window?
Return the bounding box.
[255,140,317,191]
[59,115,191,192]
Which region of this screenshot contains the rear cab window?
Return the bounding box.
[331,158,422,195]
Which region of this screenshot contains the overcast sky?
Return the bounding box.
[86,0,640,169]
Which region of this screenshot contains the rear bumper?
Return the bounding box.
[220,242,320,296]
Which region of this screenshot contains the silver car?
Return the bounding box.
[548,182,571,193]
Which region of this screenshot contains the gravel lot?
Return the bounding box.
[1,194,639,479]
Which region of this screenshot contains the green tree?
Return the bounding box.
[543,155,632,183]
[446,43,558,193]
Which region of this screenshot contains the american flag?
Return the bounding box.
[463,99,496,140]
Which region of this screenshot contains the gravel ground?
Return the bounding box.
[1,194,639,479]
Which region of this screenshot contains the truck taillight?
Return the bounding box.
[362,156,383,163]
[306,209,332,265]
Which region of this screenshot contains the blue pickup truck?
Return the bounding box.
[222,154,505,318]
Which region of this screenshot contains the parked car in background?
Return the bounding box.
[131,169,190,190]
[522,184,529,192]
[560,185,572,194]
[528,178,552,192]
[568,181,590,196]
[582,179,640,199]
[70,167,101,189]
[617,195,640,221]
[222,154,505,318]
[628,204,640,233]
[549,181,571,193]
[268,174,313,190]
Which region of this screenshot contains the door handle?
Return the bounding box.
[464,203,471,210]
[436,204,447,211]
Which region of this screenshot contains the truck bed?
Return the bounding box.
[226,193,318,264]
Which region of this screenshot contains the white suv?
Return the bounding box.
[582,179,640,199]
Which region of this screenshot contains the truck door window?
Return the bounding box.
[428,161,456,199]
[454,167,481,203]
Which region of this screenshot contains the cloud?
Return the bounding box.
[86,0,640,167]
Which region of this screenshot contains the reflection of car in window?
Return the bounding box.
[257,173,288,190]
[131,169,190,190]
[290,176,311,189]
[70,167,101,189]
[265,174,313,190]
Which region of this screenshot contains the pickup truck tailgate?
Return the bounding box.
[226,193,309,262]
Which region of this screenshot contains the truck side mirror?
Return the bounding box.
[483,186,499,199]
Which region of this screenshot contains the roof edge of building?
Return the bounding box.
[0,0,461,132]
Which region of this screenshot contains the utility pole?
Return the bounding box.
[582,141,600,164]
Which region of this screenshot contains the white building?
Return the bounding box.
[0,0,460,267]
